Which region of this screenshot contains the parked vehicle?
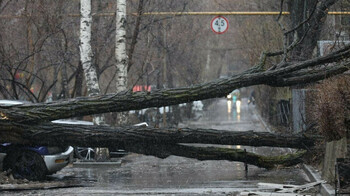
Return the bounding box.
[0,100,74,181]
[0,144,73,181]
[51,119,129,161]
[72,121,148,161]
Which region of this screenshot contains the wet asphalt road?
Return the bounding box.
[4,98,312,195]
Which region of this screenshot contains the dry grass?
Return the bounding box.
[314,75,350,141]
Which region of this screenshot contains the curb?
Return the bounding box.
[248,105,271,132]
[302,164,335,196]
[73,159,122,166]
[251,105,336,195]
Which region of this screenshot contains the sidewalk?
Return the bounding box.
[252,104,336,196]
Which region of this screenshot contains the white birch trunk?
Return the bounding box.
[80,0,104,125]
[80,0,108,160]
[115,0,128,124]
[116,0,128,92]
[80,0,100,97]
[80,0,103,125]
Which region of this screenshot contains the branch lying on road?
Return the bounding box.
[0,180,83,191]
[129,143,307,169]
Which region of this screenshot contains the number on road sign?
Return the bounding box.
[211,16,229,34]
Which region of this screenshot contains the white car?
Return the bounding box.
[0,100,74,181]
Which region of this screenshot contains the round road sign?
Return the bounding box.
[210,16,229,34]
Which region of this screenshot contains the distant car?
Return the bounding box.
[0,100,74,181]
[227,89,241,102]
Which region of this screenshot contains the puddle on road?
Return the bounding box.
[47,154,309,192]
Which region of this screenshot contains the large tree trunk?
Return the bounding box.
[0,122,318,168]
[0,123,321,149]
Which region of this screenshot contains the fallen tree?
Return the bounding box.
[0,123,322,149]
[0,122,313,169]
[0,43,348,168]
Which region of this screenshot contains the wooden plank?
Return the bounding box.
[258,182,298,189]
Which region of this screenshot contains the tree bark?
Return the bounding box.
[115,0,128,125]
[0,122,314,168]
[80,0,108,160]
[80,0,100,98]
[116,0,128,93]
[130,144,307,169]
[0,122,321,149]
[1,44,349,124]
[80,0,105,125]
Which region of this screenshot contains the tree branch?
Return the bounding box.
[129,143,307,169]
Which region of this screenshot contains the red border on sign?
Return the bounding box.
[210,16,229,34]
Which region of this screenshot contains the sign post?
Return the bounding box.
[210,16,229,34]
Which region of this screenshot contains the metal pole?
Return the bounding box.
[1,11,350,19]
[138,11,350,16]
[244,149,248,176]
[141,11,290,16]
[162,22,167,127]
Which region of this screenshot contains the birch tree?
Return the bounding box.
[115,0,128,125]
[80,0,104,124]
[116,0,128,93]
[80,0,108,159]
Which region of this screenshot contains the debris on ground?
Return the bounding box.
[0,170,82,191]
[0,170,29,184]
[240,180,324,196]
